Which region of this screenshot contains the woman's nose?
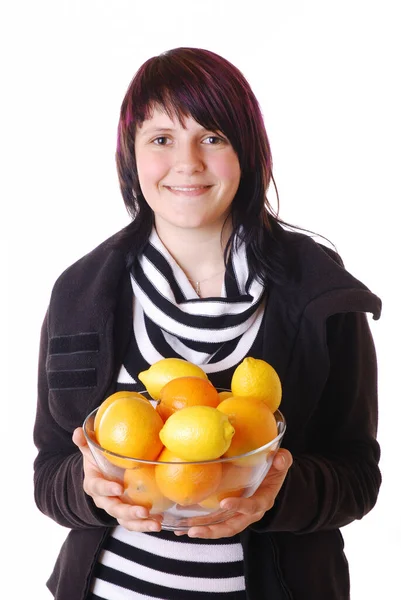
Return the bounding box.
[173,142,205,174]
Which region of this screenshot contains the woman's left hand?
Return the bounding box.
[175,448,293,539]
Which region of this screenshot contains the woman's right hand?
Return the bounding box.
[72,427,162,532]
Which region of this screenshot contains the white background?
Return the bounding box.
[3,1,400,598]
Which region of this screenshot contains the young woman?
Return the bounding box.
[33,47,381,600]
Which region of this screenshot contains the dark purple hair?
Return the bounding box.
[116,47,286,283]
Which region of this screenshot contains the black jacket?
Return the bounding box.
[33,222,382,599]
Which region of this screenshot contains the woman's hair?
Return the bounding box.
[116,47,288,283]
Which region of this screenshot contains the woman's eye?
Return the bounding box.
[152,136,170,145]
[203,135,224,145]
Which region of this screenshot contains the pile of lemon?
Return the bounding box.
[93,356,282,508]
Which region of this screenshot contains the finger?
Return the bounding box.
[72,427,99,469]
[85,472,123,498]
[94,496,149,520]
[272,448,293,471]
[186,513,251,539]
[72,427,87,449]
[91,488,164,527]
[220,496,266,517]
[72,428,97,464]
[79,451,123,496]
[118,518,162,533]
[107,502,163,531]
[220,482,275,515]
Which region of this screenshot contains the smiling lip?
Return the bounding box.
[164,185,212,197]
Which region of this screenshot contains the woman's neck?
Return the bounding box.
[154,219,232,284]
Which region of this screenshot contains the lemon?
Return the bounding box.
[138,358,208,401]
[159,405,235,461]
[231,357,282,412]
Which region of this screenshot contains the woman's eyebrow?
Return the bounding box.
[138,123,212,136]
[139,126,175,135]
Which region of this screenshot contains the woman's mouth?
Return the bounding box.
[164,185,212,196]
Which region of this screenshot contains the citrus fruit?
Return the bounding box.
[123,465,173,513]
[138,358,208,401]
[231,357,282,412]
[155,448,222,506]
[156,376,220,421]
[218,390,233,402]
[94,390,150,434]
[217,396,278,463]
[96,395,164,467]
[199,464,256,509]
[159,405,235,461]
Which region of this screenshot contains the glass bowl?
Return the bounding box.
[83,391,286,531]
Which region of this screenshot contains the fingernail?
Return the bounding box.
[188,530,203,538]
[135,508,148,518]
[111,485,122,495]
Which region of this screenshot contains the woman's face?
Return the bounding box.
[135,106,241,234]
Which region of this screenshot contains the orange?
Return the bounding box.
[199,463,255,509]
[97,395,164,468]
[218,390,233,402]
[123,465,173,513]
[156,376,220,422]
[155,448,222,506]
[217,396,278,464]
[94,390,150,434]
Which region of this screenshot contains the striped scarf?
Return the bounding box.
[119,227,266,385]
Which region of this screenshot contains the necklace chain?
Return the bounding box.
[187,268,226,296]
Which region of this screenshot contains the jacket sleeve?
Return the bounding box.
[253,310,381,534]
[33,312,117,529]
